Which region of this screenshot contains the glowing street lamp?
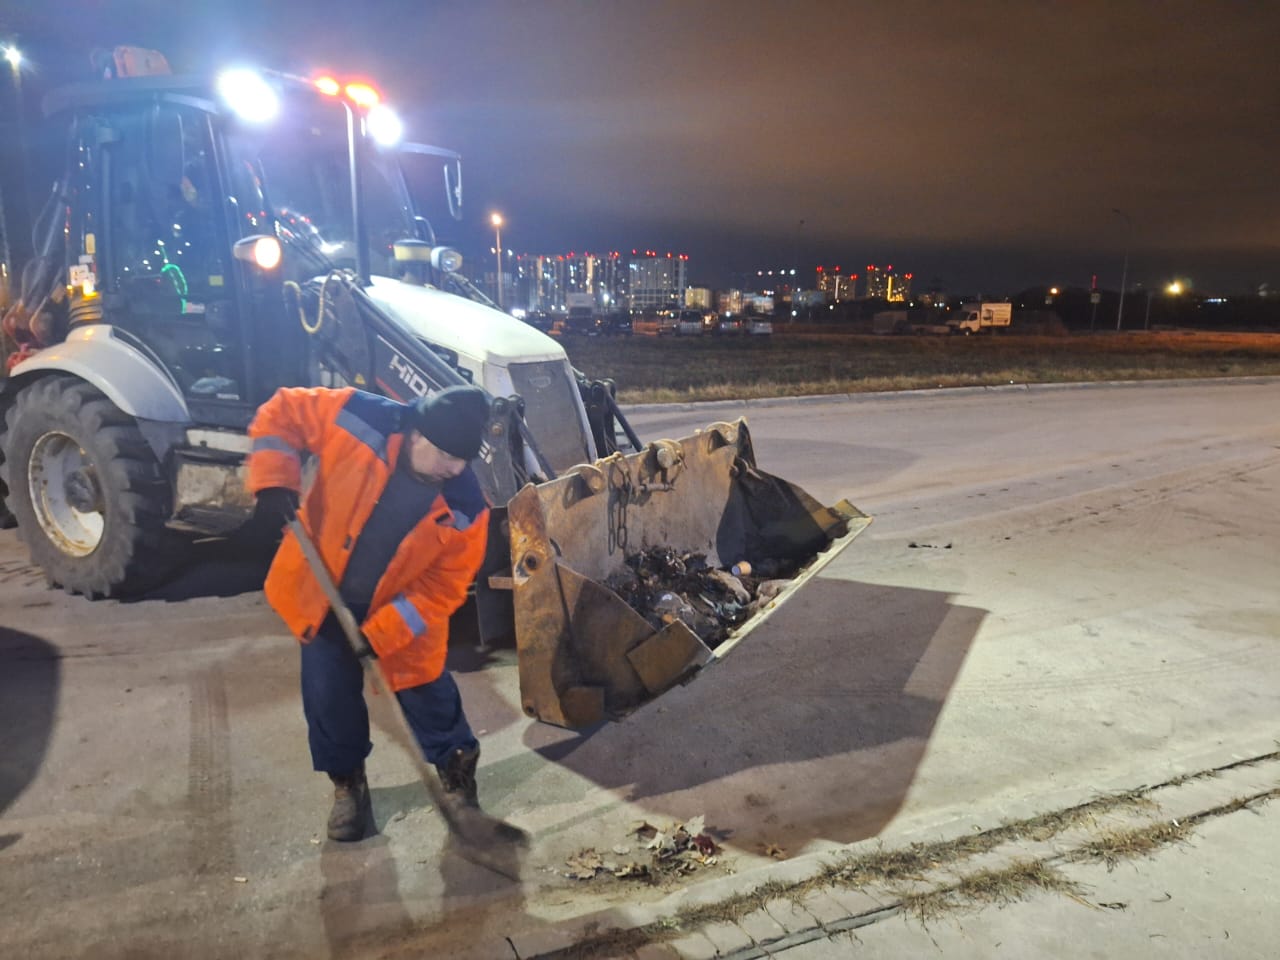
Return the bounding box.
[2,45,21,71]
[1144,279,1186,330]
[490,212,504,309]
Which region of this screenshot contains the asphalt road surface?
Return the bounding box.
[1,378,1277,958]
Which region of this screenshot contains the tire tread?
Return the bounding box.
[3,375,175,597]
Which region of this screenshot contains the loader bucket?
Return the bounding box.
[503,419,870,728]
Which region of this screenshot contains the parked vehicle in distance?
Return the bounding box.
[746,317,773,336]
[565,292,596,334]
[522,311,557,334]
[675,309,707,335]
[632,309,679,336]
[560,312,598,336]
[715,315,744,335]
[949,302,1012,335]
[594,311,632,335]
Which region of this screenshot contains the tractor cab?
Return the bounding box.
[18,63,467,427]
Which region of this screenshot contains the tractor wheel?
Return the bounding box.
[1,376,173,597]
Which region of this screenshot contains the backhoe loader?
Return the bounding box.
[0,47,869,727]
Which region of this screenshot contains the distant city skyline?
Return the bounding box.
[481,246,929,314]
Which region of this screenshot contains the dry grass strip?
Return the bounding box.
[530,753,1279,960]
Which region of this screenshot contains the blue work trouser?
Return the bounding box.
[299,612,477,775]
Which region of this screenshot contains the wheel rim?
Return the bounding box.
[27,430,105,556]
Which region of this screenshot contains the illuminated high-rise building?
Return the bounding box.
[864,264,887,299]
[511,250,629,312]
[863,264,912,301]
[816,266,857,301]
[627,250,688,310]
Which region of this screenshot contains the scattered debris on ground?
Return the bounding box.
[561,815,721,883]
[606,546,798,648]
[537,758,1280,960]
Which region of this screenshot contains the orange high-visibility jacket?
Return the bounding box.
[246,386,489,691]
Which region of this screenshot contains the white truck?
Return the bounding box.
[949,302,1012,335]
[564,291,596,334]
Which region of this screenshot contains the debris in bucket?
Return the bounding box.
[605,546,799,648]
[561,815,722,882]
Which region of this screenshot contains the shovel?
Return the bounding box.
[286,517,526,877]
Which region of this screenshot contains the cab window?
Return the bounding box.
[103,103,243,402]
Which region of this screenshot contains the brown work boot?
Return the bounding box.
[327,764,372,842]
[436,746,480,808]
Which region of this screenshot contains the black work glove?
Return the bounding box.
[255,486,299,529]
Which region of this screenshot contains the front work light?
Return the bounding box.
[431,247,463,272]
[366,104,404,147]
[392,241,462,273]
[233,235,283,270]
[216,69,280,124]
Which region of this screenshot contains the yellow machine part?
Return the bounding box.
[502,419,871,728]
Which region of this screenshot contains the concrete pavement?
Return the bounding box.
[1,377,1277,958]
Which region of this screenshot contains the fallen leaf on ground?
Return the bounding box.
[762,843,787,859]
[565,849,604,880]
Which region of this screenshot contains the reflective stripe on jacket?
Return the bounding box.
[247,386,490,691]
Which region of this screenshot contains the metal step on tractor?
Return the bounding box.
[0,47,869,727]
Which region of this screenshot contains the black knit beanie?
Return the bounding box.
[408,385,490,461]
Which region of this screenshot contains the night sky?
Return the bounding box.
[4,1,1278,295]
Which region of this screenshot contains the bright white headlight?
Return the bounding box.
[367,104,404,147]
[216,69,279,124]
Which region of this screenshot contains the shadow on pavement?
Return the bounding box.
[0,628,60,851]
[523,577,984,852]
[319,835,416,957]
[127,533,273,603]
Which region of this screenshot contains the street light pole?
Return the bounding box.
[792,218,804,323]
[1112,208,1132,331]
[490,212,504,310]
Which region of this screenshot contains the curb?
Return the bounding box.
[619,375,1280,417]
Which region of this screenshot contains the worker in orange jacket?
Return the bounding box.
[247,383,491,841]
